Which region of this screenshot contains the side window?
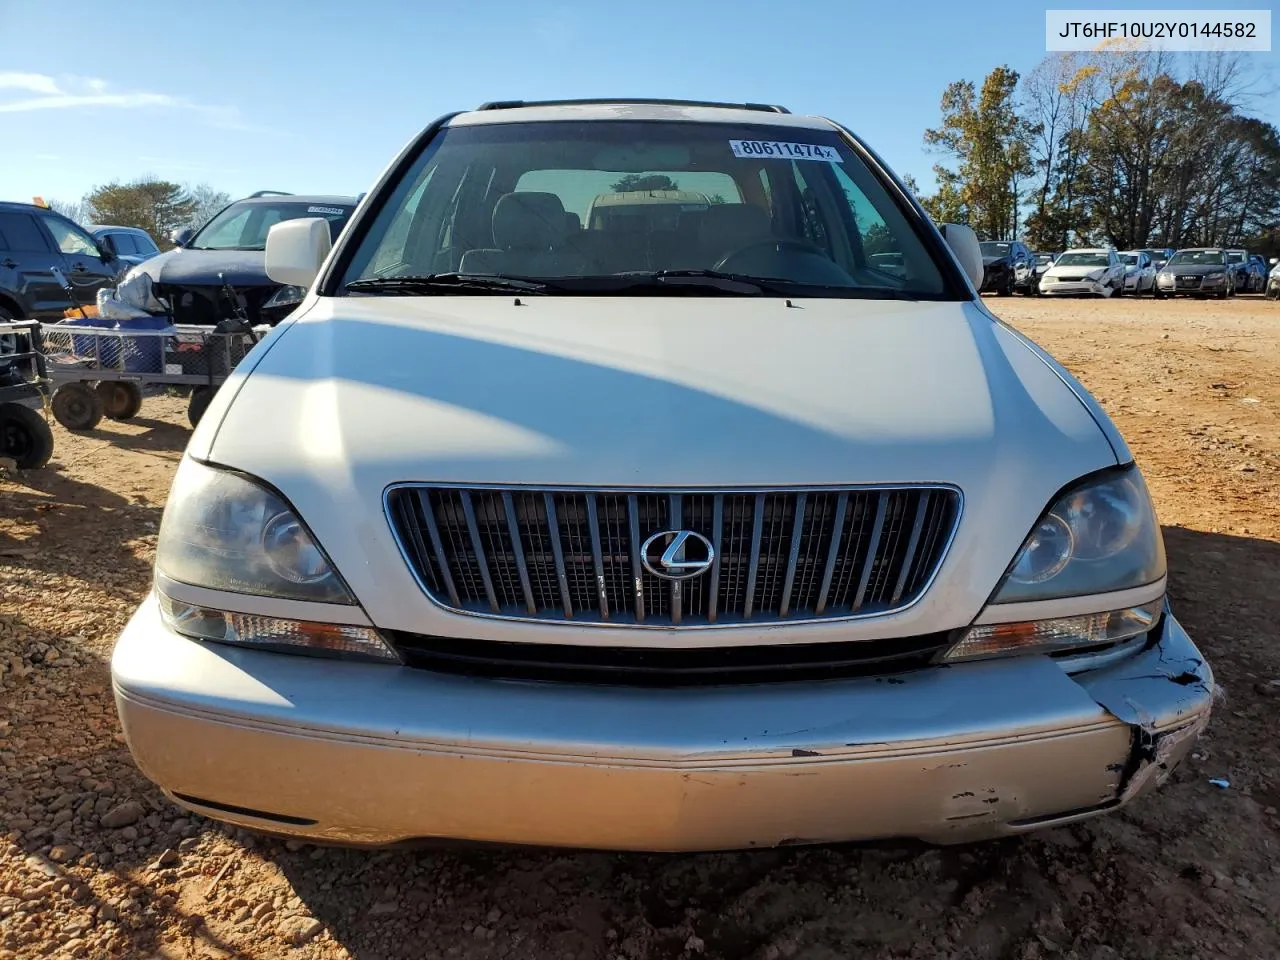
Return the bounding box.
[113,233,137,255]
[40,215,99,256]
[0,213,54,252]
[137,234,159,255]
[831,164,893,257]
[367,167,435,276]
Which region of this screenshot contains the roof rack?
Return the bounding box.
[475,98,790,114]
[248,190,293,198]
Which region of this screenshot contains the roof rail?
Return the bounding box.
[475,98,790,114]
[248,190,293,198]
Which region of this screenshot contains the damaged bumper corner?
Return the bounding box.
[1075,608,1214,806]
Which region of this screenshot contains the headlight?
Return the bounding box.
[263,284,306,310]
[156,458,351,603]
[993,466,1165,605]
[1204,272,1224,281]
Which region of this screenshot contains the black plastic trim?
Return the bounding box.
[173,793,317,826]
[476,98,789,113]
[384,630,956,686]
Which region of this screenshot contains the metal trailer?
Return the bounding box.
[0,318,54,469]
[40,321,267,430]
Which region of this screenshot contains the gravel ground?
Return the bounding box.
[2,295,1279,960]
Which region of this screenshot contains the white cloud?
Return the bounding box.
[0,72,60,95]
[0,72,249,130]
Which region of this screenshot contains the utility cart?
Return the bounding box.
[41,320,266,429]
[0,318,54,469]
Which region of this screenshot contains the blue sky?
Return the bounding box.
[1,0,1275,209]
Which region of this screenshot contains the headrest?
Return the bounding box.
[492,192,567,250]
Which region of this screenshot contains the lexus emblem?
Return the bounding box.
[640,529,715,581]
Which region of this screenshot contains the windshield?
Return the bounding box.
[1226,251,1245,263]
[1056,252,1109,267]
[979,242,1011,257]
[341,120,953,298]
[1169,249,1225,266]
[1036,254,1055,265]
[192,200,353,251]
[1119,254,1138,265]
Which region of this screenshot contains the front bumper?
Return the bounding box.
[112,597,1212,851]
[1040,279,1107,296]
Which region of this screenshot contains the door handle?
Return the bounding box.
[71,263,88,272]
[0,259,16,269]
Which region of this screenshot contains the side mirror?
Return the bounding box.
[939,223,984,288]
[266,217,332,287]
[171,227,195,248]
[97,234,117,260]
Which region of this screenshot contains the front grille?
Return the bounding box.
[1176,276,1201,289]
[160,285,275,325]
[386,486,960,627]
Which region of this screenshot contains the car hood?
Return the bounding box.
[194,296,1122,640]
[130,247,271,287]
[981,256,1011,266]
[1161,263,1223,275]
[1045,264,1106,277]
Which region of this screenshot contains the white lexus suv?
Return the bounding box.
[111,99,1212,852]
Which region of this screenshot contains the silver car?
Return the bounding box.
[112,98,1213,852]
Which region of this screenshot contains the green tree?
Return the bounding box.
[610,173,679,193]
[85,177,197,241]
[923,66,1034,239]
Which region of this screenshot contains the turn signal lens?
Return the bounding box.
[158,592,399,662]
[945,603,1160,662]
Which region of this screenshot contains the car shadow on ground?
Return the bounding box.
[3,527,1278,959]
[0,468,160,589]
[75,416,191,458]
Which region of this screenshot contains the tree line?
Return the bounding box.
[917,51,1280,256]
[50,178,232,243]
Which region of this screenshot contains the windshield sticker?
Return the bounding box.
[307,205,346,216]
[729,140,841,162]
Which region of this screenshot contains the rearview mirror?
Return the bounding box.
[939,223,984,289]
[266,217,332,288]
[171,227,194,248]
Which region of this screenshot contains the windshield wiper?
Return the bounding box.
[609,270,776,295]
[346,273,551,295]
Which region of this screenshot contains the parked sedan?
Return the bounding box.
[1038,248,1126,297]
[1245,255,1268,293]
[978,240,1035,295]
[1028,252,1058,294]
[1267,258,1280,300]
[1154,249,1234,298]
[1118,251,1157,294]
[1137,247,1174,270]
[89,225,160,268]
[1225,249,1250,292]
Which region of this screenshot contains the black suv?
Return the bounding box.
[129,191,357,325]
[0,201,126,323]
[978,239,1035,295]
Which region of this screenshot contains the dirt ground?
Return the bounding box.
[2,294,1279,960]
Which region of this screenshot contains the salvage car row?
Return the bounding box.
[978,241,1276,298]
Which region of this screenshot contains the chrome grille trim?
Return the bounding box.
[385,484,962,629]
